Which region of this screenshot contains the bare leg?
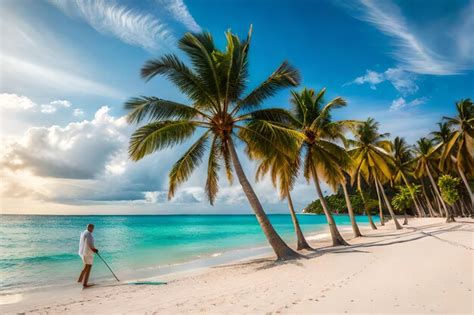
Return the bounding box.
[78,264,87,283]
[82,265,92,287]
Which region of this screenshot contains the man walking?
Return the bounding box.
[78,224,99,288]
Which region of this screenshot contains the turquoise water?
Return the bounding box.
[0,214,375,294]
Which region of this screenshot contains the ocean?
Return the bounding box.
[0,214,376,295]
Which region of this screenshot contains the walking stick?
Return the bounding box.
[96,252,120,282]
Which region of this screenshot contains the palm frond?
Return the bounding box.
[168,131,210,199]
[129,120,197,161]
[125,96,202,124]
[238,120,303,159]
[178,32,222,108]
[205,135,220,204]
[237,61,300,112]
[140,54,217,111]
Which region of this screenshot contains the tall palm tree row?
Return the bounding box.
[439,99,474,207]
[390,137,426,217]
[288,88,354,245]
[348,118,403,230]
[125,28,472,261]
[253,152,312,250]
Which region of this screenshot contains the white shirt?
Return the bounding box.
[78,230,95,257]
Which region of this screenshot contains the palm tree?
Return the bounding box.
[254,153,312,250]
[341,173,363,237]
[413,138,454,222]
[125,28,303,259]
[289,88,351,246]
[440,99,474,206]
[391,137,426,217]
[348,118,403,230]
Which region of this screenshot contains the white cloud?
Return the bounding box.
[353,70,384,88]
[349,67,418,95]
[50,0,175,51]
[390,96,427,111]
[158,0,202,32]
[2,105,127,179]
[40,100,72,114]
[0,93,36,111]
[1,95,321,214]
[339,96,442,144]
[345,0,473,75]
[73,108,85,117]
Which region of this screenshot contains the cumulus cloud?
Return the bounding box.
[349,67,418,95]
[0,93,87,136]
[1,94,320,214]
[2,106,127,179]
[49,0,175,52]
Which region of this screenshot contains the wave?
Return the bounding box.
[0,253,77,267]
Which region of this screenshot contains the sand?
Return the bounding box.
[2,217,473,314]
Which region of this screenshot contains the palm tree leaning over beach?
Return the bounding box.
[289,88,352,246]
[391,137,426,217]
[254,153,312,250]
[439,99,474,206]
[348,118,403,230]
[413,138,454,222]
[125,27,303,260]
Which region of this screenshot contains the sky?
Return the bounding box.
[1,0,473,215]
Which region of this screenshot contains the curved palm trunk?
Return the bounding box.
[431,186,445,217]
[458,165,474,207]
[421,180,437,217]
[400,174,424,217]
[342,183,362,237]
[227,138,299,260]
[286,190,312,250]
[374,179,385,225]
[375,176,403,230]
[414,196,427,217]
[425,165,454,223]
[359,190,377,230]
[403,209,408,225]
[311,166,349,246]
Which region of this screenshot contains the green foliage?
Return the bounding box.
[303,193,378,215]
[391,186,413,212]
[438,175,461,205]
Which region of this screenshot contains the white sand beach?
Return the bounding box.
[2,217,473,314]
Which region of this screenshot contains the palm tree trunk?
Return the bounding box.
[415,195,427,217]
[425,165,454,223]
[375,176,403,230]
[286,190,312,250]
[342,182,362,237]
[400,174,423,217]
[403,209,408,225]
[227,138,299,260]
[458,165,474,207]
[359,190,377,230]
[421,180,437,217]
[311,166,349,246]
[374,180,385,225]
[432,186,445,217]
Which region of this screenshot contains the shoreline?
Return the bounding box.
[2,217,472,314]
[0,222,343,299]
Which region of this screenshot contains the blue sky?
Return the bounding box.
[1,0,473,214]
